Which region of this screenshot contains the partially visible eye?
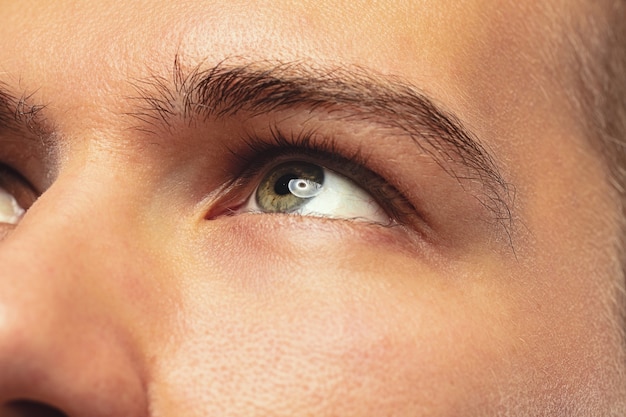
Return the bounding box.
[0,188,25,224]
[0,165,36,225]
[238,160,390,224]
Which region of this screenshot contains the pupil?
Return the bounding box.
[274,174,298,195]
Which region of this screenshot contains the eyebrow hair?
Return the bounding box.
[130,58,513,230]
[0,82,48,139]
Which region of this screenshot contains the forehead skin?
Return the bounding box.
[0,1,625,416]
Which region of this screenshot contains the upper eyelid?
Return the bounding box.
[231,126,367,176]
[228,127,372,185]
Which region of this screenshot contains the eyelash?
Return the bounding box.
[216,126,417,225]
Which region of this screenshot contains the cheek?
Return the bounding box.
[153,287,492,416]
[147,218,533,416]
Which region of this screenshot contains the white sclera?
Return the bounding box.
[292,170,388,223]
[0,189,25,224]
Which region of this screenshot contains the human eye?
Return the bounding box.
[238,160,389,223]
[0,165,35,225]
[208,128,416,227]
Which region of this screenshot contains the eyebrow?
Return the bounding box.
[0,83,48,139]
[130,58,513,228]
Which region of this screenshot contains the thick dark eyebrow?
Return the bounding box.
[129,59,513,229]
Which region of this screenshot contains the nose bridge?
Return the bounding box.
[0,172,150,416]
[2,163,144,272]
[0,162,127,275]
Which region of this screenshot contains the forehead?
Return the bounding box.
[0,1,587,154]
[0,1,575,97]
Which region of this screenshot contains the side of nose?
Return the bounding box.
[0,181,150,417]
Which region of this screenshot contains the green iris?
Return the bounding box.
[256,161,325,212]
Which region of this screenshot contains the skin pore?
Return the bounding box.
[0,0,625,416]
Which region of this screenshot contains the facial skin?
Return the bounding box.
[0,0,624,416]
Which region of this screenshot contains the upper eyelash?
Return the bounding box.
[224,125,417,224]
[232,124,363,167]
